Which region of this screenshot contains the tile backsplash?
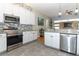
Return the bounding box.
[0,22,5,28]
[18,24,33,31]
[0,22,37,31]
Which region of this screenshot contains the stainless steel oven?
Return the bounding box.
[7,34,23,51]
[4,14,23,51]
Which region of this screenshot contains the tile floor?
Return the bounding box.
[0,41,74,56]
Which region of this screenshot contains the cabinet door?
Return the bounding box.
[45,33,54,47]
[0,4,5,22]
[32,31,37,40]
[24,10,36,25]
[25,10,36,25]
[30,11,36,25]
[19,8,35,25]
[19,7,27,24]
[4,4,14,14]
[45,32,60,49]
[12,5,21,16]
[52,33,60,49]
[0,34,6,53]
[23,32,29,44]
[77,35,79,55]
[29,32,34,41]
[12,4,36,25]
[34,32,38,40]
[23,31,34,44]
[25,10,31,24]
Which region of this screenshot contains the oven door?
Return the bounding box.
[7,35,22,46]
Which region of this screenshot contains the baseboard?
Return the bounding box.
[23,40,37,46]
[44,44,60,51]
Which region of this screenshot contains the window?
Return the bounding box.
[38,17,44,26]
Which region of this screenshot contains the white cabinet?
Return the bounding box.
[19,7,27,24]
[23,31,37,44]
[23,9,31,24]
[44,32,60,49]
[32,31,38,40]
[4,4,14,15]
[77,35,79,55]
[0,34,7,53]
[28,31,34,42]
[0,4,6,22]
[12,5,21,17]
[29,11,36,25]
[23,32,30,44]
[19,8,36,25]
[0,4,36,24]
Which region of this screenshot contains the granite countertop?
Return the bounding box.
[0,30,37,34]
[45,30,79,35]
[22,30,38,32]
[60,32,79,35]
[0,30,6,34]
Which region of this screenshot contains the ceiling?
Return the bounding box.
[30,3,79,18]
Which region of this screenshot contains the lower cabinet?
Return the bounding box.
[33,31,38,40]
[0,34,7,53]
[77,35,79,55]
[23,31,38,44]
[44,32,60,49]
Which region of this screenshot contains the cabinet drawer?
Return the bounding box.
[45,32,59,36]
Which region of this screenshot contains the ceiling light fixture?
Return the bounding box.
[58,3,79,16]
[75,8,78,13]
[58,11,62,16]
[65,10,73,15]
[75,3,78,15]
[58,4,62,16]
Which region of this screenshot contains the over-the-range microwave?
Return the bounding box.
[4,14,20,24]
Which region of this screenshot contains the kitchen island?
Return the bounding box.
[0,32,7,53]
[44,30,79,55]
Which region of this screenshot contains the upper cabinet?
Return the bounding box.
[19,8,36,25]
[4,4,14,15]
[18,7,27,24]
[0,4,7,22]
[12,4,36,25]
[29,11,36,25]
[14,5,36,25]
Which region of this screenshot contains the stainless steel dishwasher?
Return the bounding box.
[60,33,77,54]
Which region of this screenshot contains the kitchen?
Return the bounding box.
[0,3,79,56]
